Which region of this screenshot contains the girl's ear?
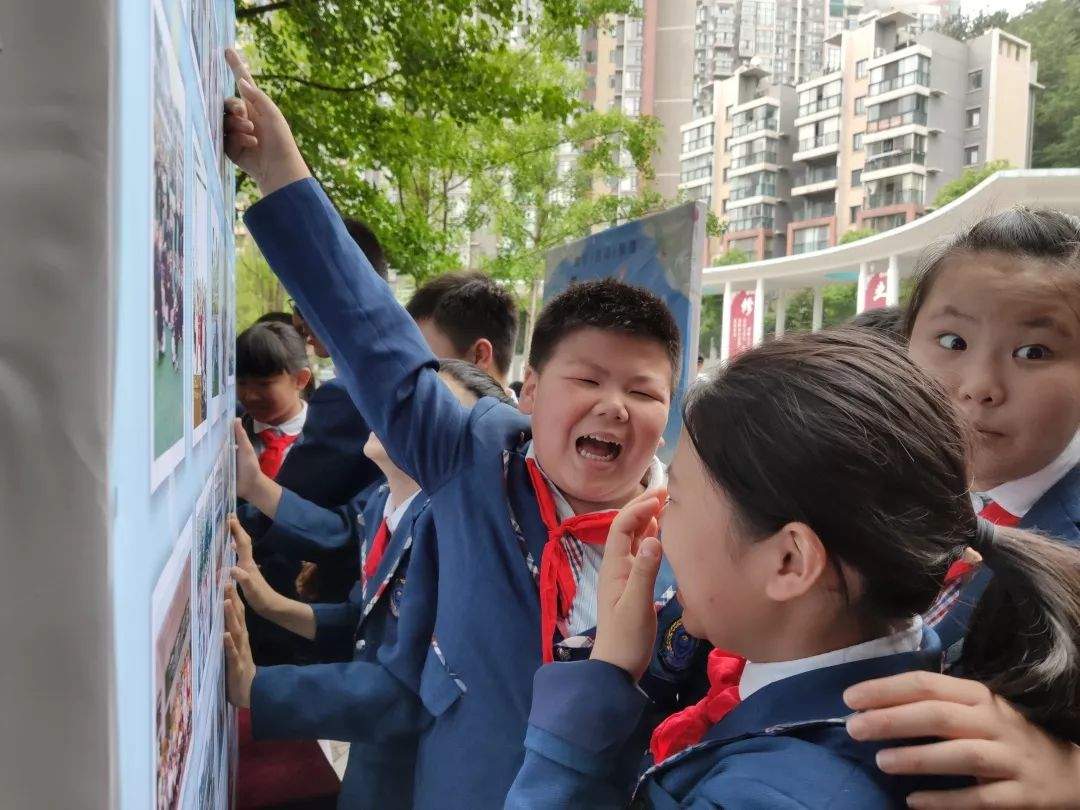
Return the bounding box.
[294,367,312,390]
[763,522,830,604]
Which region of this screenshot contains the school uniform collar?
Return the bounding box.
[738,617,923,700]
[523,441,666,521]
[975,431,1080,519]
[253,400,308,437]
[384,489,421,533]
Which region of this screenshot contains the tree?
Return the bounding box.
[476,108,663,351]
[1006,0,1080,168]
[932,159,1011,208]
[237,0,642,283]
[934,10,1009,40]
[839,227,875,244]
[235,234,289,329]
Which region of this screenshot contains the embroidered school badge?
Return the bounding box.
[389,575,406,618]
[658,618,697,673]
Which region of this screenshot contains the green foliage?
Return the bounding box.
[713,247,750,266]
[1006,0,1080,168]
[764,284,857,335]
[237,0,647,284]
[932,160,1011,208]
[235,234,288,330]
[698,293,723,356]
[839,227,875,244]
[934,10,1009,40]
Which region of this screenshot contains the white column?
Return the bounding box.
[720,281,733,362]
[856,261,869,314]
[812,286,824,332]
[752,277,765,346]
[886,254,900,306]
[775,288,788,338]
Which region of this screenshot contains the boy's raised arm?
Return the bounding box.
[225,50,473,491]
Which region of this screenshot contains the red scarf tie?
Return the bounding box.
[650,650,745,764]
[525,459,617,664]
[257,429,300,479]
[362,519,391,584]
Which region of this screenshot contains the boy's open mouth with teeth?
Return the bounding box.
[576,433,623,462]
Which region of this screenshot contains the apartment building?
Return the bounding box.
[682,10,1038,261]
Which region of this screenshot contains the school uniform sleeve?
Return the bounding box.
[250,658,428,745]
[309,591,361,662]
[259,487,361,561]
[244,179,477,494]
[504,660,652,809]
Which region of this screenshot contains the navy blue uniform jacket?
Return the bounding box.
[935,465,1080,665]
[506,628,967,808]
[245,178,707,809]
[251,485,437,809]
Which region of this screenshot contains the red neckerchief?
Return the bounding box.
[257,429,300,479]
[362,518,390,584]
[650,650,745,764]
[525,458,617,664]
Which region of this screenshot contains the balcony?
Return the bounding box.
[794,201,836,221]
[864,150,927,172]
[869,69,931,97]
[792,165,838,185]
[730,150,778,169]
[728,217,775,233]
[732,118,778,138]
[729,182,777,201]
[866,109,928,134]
[796,131,839,152]
[864,189,922,209]
[797,94,842,118]
[792,238,831,254]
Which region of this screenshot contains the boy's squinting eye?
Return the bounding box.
[573,377,599,386]
[936,333,967,351]
[1014,344,1052,361]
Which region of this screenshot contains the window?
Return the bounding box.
[968,70,983,91]
[855,96,865,115]
[851,169,862,187]
[726,104,733,121]
[964,145,980,165]
[853,132,863,150]
[965,107,981,128]
[850,205,860,223]
[856,58,868,78]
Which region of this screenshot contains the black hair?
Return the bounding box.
[406,271,518,377]
[905,207,1080,335]
[528,278,682,383]
[683,327,1080,741]
[438,358,515,406]
[343,218,388,281]
[236,321,309,379]
[847,306,905,342]
[256,311,295,326]
[509,380,524,398]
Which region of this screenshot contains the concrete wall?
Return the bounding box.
[651,0,696,199]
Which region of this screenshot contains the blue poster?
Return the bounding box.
[544,202,706,461]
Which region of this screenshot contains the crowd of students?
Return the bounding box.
[220,49,1080,809]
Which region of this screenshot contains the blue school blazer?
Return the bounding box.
[246,178,708,809]
[506,628,965,809]
[251,487,436,810]
[935,464,1080,664]
[277,377,383,508]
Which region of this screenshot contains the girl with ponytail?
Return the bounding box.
[506,328,1080,809]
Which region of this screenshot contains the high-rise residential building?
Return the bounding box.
[681,10,1038,261]
[584,2,695,200]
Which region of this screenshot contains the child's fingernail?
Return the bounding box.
[875,750,897,770]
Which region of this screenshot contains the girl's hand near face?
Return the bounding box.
[591,489,667,682]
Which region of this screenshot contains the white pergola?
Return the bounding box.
[703,169,1080,360]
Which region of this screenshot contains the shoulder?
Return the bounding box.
[678,733,891,810]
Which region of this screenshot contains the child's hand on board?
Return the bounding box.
[228,515,281,618]
[223,48,309,195]
[591,489,666,682]
[845,671,1080,809]
[233,419,262,501]
[223,583,255,709]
